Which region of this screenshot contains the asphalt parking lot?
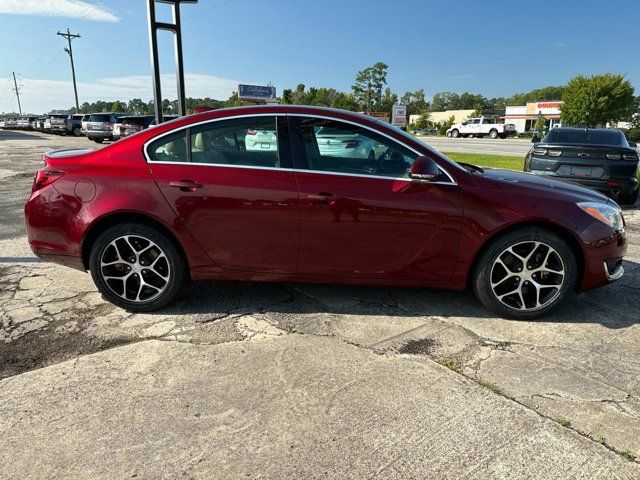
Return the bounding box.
[417,135,534,156]
[1,130,639,478]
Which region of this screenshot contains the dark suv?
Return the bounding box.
[525,127,639,205]
[84,113,127,143]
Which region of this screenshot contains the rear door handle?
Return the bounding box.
[169,180,203,192]
[307,192,336,205]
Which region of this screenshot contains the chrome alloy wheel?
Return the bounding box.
[99,235,170,303]
[490,241,565,311]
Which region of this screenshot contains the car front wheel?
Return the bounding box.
[89,223,189,312]
[473,228,577,319]
[451,129,459,138]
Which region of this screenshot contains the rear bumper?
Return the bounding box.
[85,131,111,140]
[529,170,638,197]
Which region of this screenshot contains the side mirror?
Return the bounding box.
[409,156,440,181]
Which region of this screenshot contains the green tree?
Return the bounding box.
[111,100,125,112]
[439,115,456,135]
[401,89,428,115]
[379,87,398,113]
[352,62,388,111]
[561,73,635,127]
[534,115,546,132]
[414,110,432,130]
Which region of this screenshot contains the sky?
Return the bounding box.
[0,0,639,114]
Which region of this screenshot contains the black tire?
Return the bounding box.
[93,138,104,143]
[73,127,82,137]
[472,227,577,319]
[89,223,189,312]
[618,189,638,206]
[489,129,498,139]
[451,129,459,138]
[60,130,67,136]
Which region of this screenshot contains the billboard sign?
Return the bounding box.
[238,84,277,101]
[392,104,407,126]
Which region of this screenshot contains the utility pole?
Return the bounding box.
[12,72,22,115]
[57,28,81,111]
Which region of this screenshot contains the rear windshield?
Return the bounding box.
[547,129,625,146]
[89,114,112,122]
[50,114,69,119]
[123,116,152,126]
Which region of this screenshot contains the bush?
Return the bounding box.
[621,128,640,142]
[439,115,456,136]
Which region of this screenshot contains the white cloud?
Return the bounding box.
[553,42,567,48]
[0,0,119,22]
[2,73,240,113]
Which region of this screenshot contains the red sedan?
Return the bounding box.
[24,106,627,319]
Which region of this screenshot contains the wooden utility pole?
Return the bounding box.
[57,28,81,111]
[12,72,22,115]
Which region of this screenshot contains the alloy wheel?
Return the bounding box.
[490,241,565,311]
[99,235,170,303]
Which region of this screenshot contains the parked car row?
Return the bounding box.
[1,112,179,143]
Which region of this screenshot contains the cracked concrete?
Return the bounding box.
[1,130,640,477]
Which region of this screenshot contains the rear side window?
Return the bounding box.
[190,116,280,168]
[148,130,188,163]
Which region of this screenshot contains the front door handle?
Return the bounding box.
[307,192,336,205]
[169,180,203,192]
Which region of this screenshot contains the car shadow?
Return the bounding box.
[0,131,41,140]
[155,258,640,330]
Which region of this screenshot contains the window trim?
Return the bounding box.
[143,112,457,185]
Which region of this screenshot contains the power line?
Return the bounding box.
[57,28,81,111]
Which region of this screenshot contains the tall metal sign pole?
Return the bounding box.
[146,0,197,124]
[57,28,81,111]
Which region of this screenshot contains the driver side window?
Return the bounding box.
[294,118,417,178]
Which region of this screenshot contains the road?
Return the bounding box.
[417,135,533,156]
[1,130,639,478]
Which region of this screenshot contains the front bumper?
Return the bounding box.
[578,220,627,292]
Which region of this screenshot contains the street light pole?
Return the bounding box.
[57,28,81,111]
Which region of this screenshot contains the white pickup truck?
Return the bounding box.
[446,117,517,139]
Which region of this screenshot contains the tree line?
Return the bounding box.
[2,62,637,131]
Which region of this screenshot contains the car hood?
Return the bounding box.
[479,167,612,204]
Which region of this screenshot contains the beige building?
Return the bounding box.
[410,109,475,126]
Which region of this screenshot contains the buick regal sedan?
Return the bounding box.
[25,106,627,319]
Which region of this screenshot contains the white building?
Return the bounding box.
[504,101,563,133]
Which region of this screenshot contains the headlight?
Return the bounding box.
[577,202,624,230]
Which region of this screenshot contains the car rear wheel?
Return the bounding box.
[93,138,103,143]
[473,227,577,319]
[73,127,81,137]
[90,223,189,312]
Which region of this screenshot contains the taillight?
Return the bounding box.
[246,129,257,135]
[344,141,360,149]
[532,148,547,155]
[105,122,113,130]
[606,153,622,160]
[623,153,638,161]
[32,170,65,192]
[547,150,562,157]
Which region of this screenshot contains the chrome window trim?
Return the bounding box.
[143,112,458,185]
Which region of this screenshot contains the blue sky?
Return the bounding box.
[1,0,639,113]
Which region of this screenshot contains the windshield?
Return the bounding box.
[546,129,627,146]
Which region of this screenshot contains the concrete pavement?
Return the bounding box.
[2,335,639,479]
[1,130,640,477]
